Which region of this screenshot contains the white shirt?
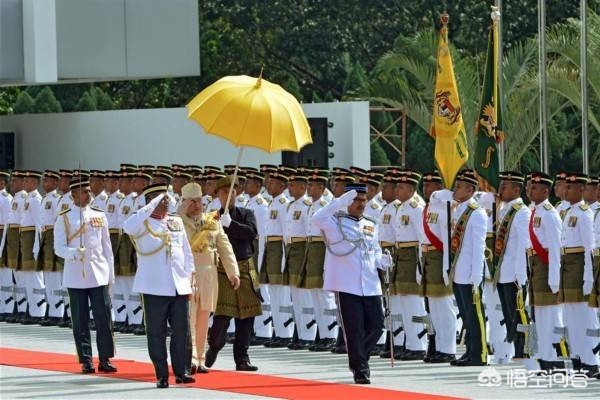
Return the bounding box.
[245,193,269,268]
[531,199,562,287]
[364,198,382,220]
[313,197,384,296]
[496,198,531,284]
[421,196,450,273]
[105,191,124,229]
[7,190,26,225]
[0,189,14,255]
[123,195,194,296]
[561,200,595,283]
[378,200,400,243]
[593,202,600,248]
[307,196,329,237]
[117,192,137,227]
[54,205,114,289]
[265,193,289,237]
[20,189,42,228]
[91,190,108,211]
[284,195,311,240]
[39,190,61,227]
[394,198,423,243]
[56,192,74,214]
[206,197,222,213]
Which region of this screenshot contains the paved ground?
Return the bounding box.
[0,322,598,399]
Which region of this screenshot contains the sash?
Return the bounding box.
[528,208,549,265]
[493,202,523,282]
[422,204,443,251]
[450,203,478,272]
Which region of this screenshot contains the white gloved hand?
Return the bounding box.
[516,274,527,287]
[443,269,449,286]
[339,189,358,207]
[472,284,480,295]
[583,280,593,296]
[549,284,559,294]
[70,247,86,261]
[221,213,232,228]
[379,250,393,270]
[433,189,454,203]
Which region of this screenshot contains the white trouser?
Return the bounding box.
[291,287,316,341]
[397,294,427,351]
[535,305,563,361]
[268,284,293,338]
[112,276,127,322]
[227,319,235,333]
[13,270,28,313]
[254,284,273,338]
[124,276,143,324]
[310,289,338,339]
[389,295,406,347]
[25,270,47,317]
[564,303,600,365]
[44,271,64,318]
[0,267,15,314]
[483,282,513,362]
[429,295,457,354]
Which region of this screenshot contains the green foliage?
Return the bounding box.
[92,87,113,110]
[75,91,97,112]
[12,91,35,114]
[32,87,62,113]
[370,141,390,166]
[1,88,20,115]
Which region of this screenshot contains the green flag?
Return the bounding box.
[474,13,504,192]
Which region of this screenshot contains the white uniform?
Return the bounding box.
[364,198,382,220]
[0,189,14,315]
[285,194,315,342]
[496,198,531,285]
[246,193,272,339]
[206,197,222,213]
[39,190,64,318]
[117,192,138,325]
[19,189,45,318]
[91,191,108,211]
[5,190,26,313]
[105,190,124,322]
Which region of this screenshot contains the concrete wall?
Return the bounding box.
[0,101,371,170]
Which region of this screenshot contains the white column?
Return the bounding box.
[22,0,57,83]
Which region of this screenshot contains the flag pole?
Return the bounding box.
[495,0,504,171]
[581,0,589,174]
[538,0,549,173]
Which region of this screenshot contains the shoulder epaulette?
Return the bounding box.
[555,200,562,207]
[53,192,61,198]
[1,192,8,197]
[256,197,264,205]
[512,203,523,211]
[370,202,380,209]
[117,193,125,199]
[59,208,70,215]
[320,199,327,206]
[468,203,479,210]
[543,203,553,211]
[90,206,104,212]
[303,198,312,206]
[20,193,27,198]
[279,197,287,204]
[409,200,418,208]
[580,204,590,211]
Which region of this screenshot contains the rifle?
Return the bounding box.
[383,249,394,367]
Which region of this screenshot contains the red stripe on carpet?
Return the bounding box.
[0,347,464,400]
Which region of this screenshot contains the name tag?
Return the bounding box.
[270,210,278,219]
[11,202,18,210]
[293,210,301,220]
[568,216,578,227]
[61,203,69,211]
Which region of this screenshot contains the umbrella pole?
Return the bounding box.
[224,147,245,213]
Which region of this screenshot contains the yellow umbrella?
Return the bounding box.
[186,73,312,210]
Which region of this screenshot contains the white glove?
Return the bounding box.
[549,284,559,294]
[443,269,449,286]
[339,189,358,207]
[221,213,232,228]
[583,280,593,296]
[433,189,454,203]
[472,279,482,293]
[379,250,393,270]
[516,274,527,287]
[69,247,86,261]
[416,269,422,285]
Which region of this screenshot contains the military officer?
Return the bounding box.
[203,169,225,212]
[432,170,488,366]
[0,171,14,320]
[554,172,571,220]
[584,176,599,206]
[261,169,293,347]
[259,164,278,203]
[494,172,531,358]
[420,171,456,363]
[312,184,393,384]
[37,170,63,325]
[363,172,383,220]
[330,168,355,199]
[304,171,338,351]
[560,173,599,377]
[90,170,107,210]
[54,178,116,374]
[527,172,566,373]
[56,170,73,213]
[244,168,273,345]
[4,172,26,322]
[171,170,193,211]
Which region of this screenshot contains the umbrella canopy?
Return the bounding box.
[186,75,312,152]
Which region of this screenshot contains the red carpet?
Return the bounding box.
[0,347,464,400]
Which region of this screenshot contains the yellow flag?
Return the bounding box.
[430,20,468,189]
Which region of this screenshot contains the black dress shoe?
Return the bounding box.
[428,352,456,364]
[98,360,117,373]
[398,350,426,361]
[269,338,291,348]
[196,365,209,373]
[236,361,258,371]
[156,377,169,388]
[204,348,218,368]
[353,372,371,384]
[452,356,488,367]
[331,346,347,354]
[132,324,146,335]
[314,338,335,352]
[175,374,196,384]
[81,361,95,374]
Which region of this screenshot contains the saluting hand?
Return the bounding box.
[229,275,241,290]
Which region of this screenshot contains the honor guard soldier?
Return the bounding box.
[0,171,14,320]
[261,168,293,347]
[554,172,570,220]
[560,173,599,377]
[104,170,124,328]
[123,184,195,388]
[363,172,383,220]
[115,165,138,333]
[377,172,402,358]
[432,170,488,366]
[56,170,73,213]
[420,171,456,363]
[527,172,566,373]
[284,170,315,349]
[173,170,194,211]
[392,170,427,361]
[330,168,355,199]
[4,171,25,322]
[305,170,338,351]
[590,177,600,378]
[90,170,107,210]
[259,164,278,203]
[54,178,117,374]
[37,170,63,325]
[494,171,531,358]
[312,184,393,384]
[18,170,44,324]
[244,168,273,345]
[203,168,225,212]
[584,176,599,206]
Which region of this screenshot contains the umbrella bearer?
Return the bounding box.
[260,169,293,347]
[115,164,137,333]
[305,170,339,351]
[377,172,402,358]
[243,168,273,345]
[391,170,427,361]
[18,170,45,324]
[284,169,315,350]
[37,170,63,326]
[420,171,457,363]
